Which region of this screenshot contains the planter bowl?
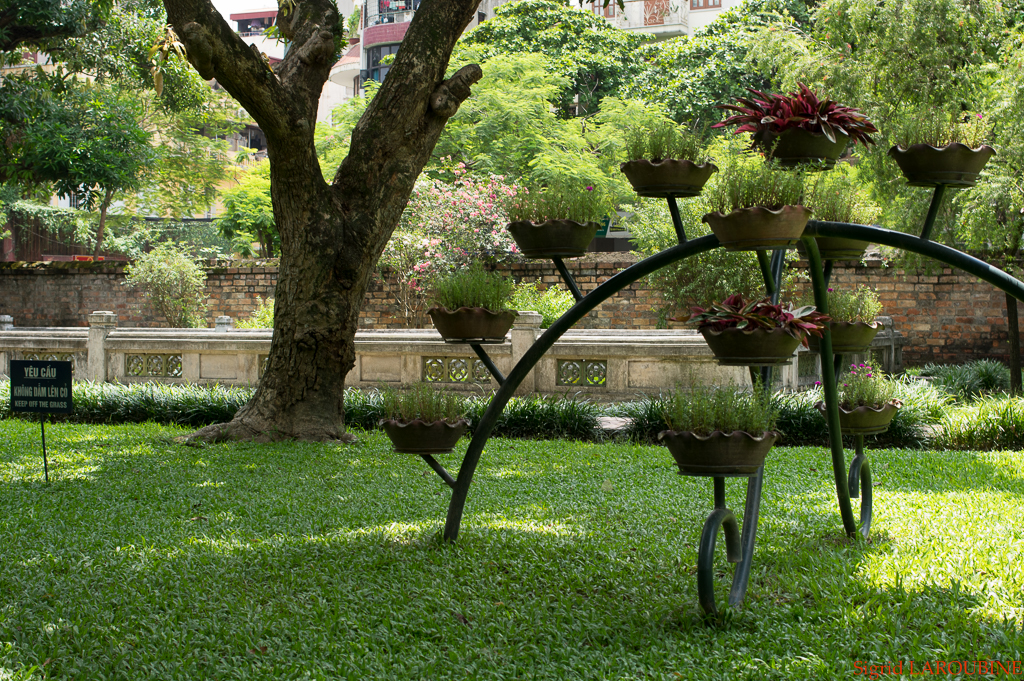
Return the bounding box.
[808,321,881,354]
[658,430,777,476]
[758,128,849,169]
[619,159,718,198]
[427,306,516,344]
[796,235,869,262]
[702,205,811,251]
[700,326,802,366]
[815,400,902,435]
[507,219,599,259]
[887,143,996,187]
[381,418,469,454]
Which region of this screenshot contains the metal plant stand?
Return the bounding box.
[422,178,1024,617]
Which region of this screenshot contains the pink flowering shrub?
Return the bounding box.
[374,158,523,321]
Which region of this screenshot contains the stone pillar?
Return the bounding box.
[511,311,542,395]
[87,311,118,382]
[0,314,12,331]
[215,315,234,332]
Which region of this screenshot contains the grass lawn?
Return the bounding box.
[1,419,1022,680]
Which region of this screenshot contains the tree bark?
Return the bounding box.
[163,0,482,441]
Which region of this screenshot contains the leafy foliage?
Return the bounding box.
[236,296,275,329]
[622,0,808,124]
[510,281,575,327]
[662,382,777,434]
[124,242,208,328]
[714,83,877,147]
[891,108,991,149]
[216,161,278,258]
[683,293,829,344]
[455,0,649,117]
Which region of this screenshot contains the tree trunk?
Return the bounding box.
[93,187,113,260]
[166,0,482,441]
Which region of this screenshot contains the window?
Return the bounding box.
[368,43,401,82]
[690,0,721,9]
[591,1,615,17]
[477,10,486,23]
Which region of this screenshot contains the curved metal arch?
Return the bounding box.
[806,221,1024,302]
[443,235,721,541]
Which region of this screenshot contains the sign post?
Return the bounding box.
[10,360,73,483]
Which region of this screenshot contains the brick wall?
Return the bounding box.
[0,257,1016,365]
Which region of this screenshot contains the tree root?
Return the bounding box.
[182,419,358,444]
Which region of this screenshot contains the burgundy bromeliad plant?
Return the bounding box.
[714,84,878,148]
[683,293,831,346]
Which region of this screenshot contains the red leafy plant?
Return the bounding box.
[713,84,877,148]
[681,293,830,346]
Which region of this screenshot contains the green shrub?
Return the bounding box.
[937,395,1024,450]
[510,282,575,327]
[467,392,601,441]
[612,395,668,444]
[661,383,777,435]
[918,359,1010,400]
[236,296,275,329]
[505,182,611,224]
[124,242,208,328]
[803,165,880,224]
[0,381,253,426]
[430,265,516,312]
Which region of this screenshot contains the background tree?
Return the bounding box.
[455,0,648,117]
[124,241,208,327]
[0,0,111,54]
[216,159,279,257]
[623,0,808,124]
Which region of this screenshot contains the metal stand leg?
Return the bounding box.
[847,435,873,538]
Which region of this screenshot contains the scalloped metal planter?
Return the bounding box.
[700,326,802,366]
[427,306,516,344]
[888,143,996,187]
[658,430,778,476]
[796,236,869,262]
[815,400,902,435]
[380,418,469,454]
[808,321,881,354]
[758,128,849,169]
[702,205,811,251]
[619,159,718,198]
[507,219,599,259]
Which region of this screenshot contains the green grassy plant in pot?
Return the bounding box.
[619,121,717,198]
[714,84,877,168]
[815,363,901,434]
[808,286,883,353]
[682,294,829,366]
[888,109,995,187]
[379,383,469,454]
[701,156,809,250]
[658,383,779,476]
[427,265,517,343]
[505,183,608,258]
[798,168,881,261]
